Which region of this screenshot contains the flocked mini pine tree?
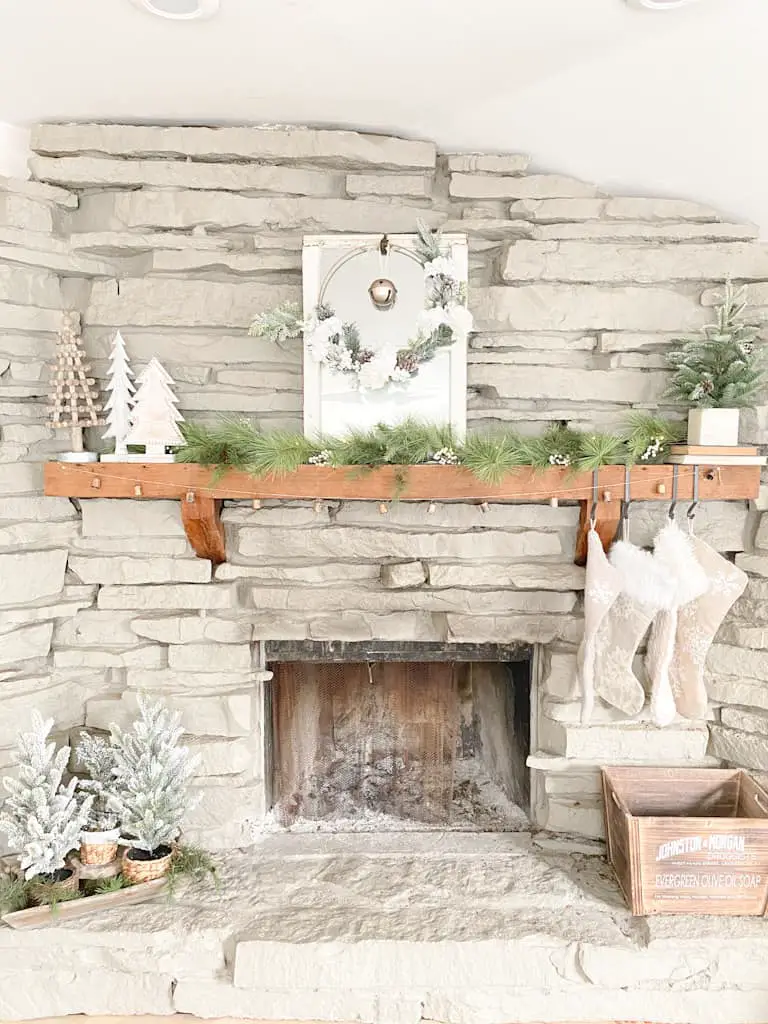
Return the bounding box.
[0,713,92,881]
[49,311,103,461]
[109,696,200,871]
[123,357,185,462]
[76,733,119,831]
[666,280,764,409]
[100,330,136,462]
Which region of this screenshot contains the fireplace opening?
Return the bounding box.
[264,641,532,832]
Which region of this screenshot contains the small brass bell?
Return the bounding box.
[369,277,397,311]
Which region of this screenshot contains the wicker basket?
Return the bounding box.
[121,846,174,884]
[80,828,121,866]
[29,867,79,906]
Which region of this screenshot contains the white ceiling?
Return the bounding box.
[1,0,766,232]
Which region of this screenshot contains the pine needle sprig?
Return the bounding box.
[574,433,628,473]
[523,424,583,471]
[623,412,686,464]
[0,873,30,915]
[166,844,218,898]
[93,876,131,895]
[414,219,443,263]
[176,419,257,482]
[324,428,388,468]
[459,432,527,485]
[243,430,317,477]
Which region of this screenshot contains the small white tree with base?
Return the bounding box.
[100,330,135,462]
[0,714,92,880]
[123,358,185,462]
[49,311,103,462]
[109,696,200,857]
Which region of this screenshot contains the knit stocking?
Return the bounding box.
[670,536,747,720]
[645,521,710,727]
[591,537,678,718]
[577,528,622,723]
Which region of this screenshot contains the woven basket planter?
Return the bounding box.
[29,866,79,906]
[121,845,174,884]
[80,828,121,866]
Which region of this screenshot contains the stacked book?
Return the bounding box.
[667,445,767,466]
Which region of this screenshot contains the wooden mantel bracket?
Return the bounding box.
[43,462,761,566]
[180,493,226,566]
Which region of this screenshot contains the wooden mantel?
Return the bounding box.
[44,462,761,566]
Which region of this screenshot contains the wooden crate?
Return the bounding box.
[602,767,768,916]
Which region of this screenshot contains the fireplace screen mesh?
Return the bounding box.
[273,661,458,824]
[271,660,530,829]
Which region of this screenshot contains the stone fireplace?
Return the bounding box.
[2,122,768,1021]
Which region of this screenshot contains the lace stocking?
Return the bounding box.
[670,536,747,720]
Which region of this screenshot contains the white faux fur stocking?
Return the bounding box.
[670,536,747,720]
[645,521,710,727]
[590,536,679,717]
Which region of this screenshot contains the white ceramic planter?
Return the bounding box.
[80,827,121,845]
[79,826,122,866]
[687,408,740,447]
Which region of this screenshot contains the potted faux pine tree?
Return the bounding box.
[667,280,764,446]
[76,733,121,866]
[110,696,200,883]
[0,714,91,904]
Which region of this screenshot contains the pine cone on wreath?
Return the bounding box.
[395,352,418,374]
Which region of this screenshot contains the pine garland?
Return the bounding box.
[176,415,706,485]
[667,280,765,408]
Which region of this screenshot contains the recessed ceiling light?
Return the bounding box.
[129,0,220,20]
[627,0,702,8]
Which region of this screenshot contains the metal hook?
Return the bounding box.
[379,234,390,257]
[589,469,599,530]
[619,464,632,541]
[687,465,700,528]
[668,465,679,521]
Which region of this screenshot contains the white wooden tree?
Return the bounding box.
[100,331,135,462]
[124,358,184,462]
[49,311,102,460]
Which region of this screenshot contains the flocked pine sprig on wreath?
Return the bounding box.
[248,221,473,392]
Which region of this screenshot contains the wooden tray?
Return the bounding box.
[1,877,166,929]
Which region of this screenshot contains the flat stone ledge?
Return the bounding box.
[31,123,437,170]
[2,839,768,1020]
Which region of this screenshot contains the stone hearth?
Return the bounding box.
[3,835,768,1024]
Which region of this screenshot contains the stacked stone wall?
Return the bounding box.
[1,123,768,846]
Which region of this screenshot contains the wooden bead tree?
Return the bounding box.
[49,312,103,456]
